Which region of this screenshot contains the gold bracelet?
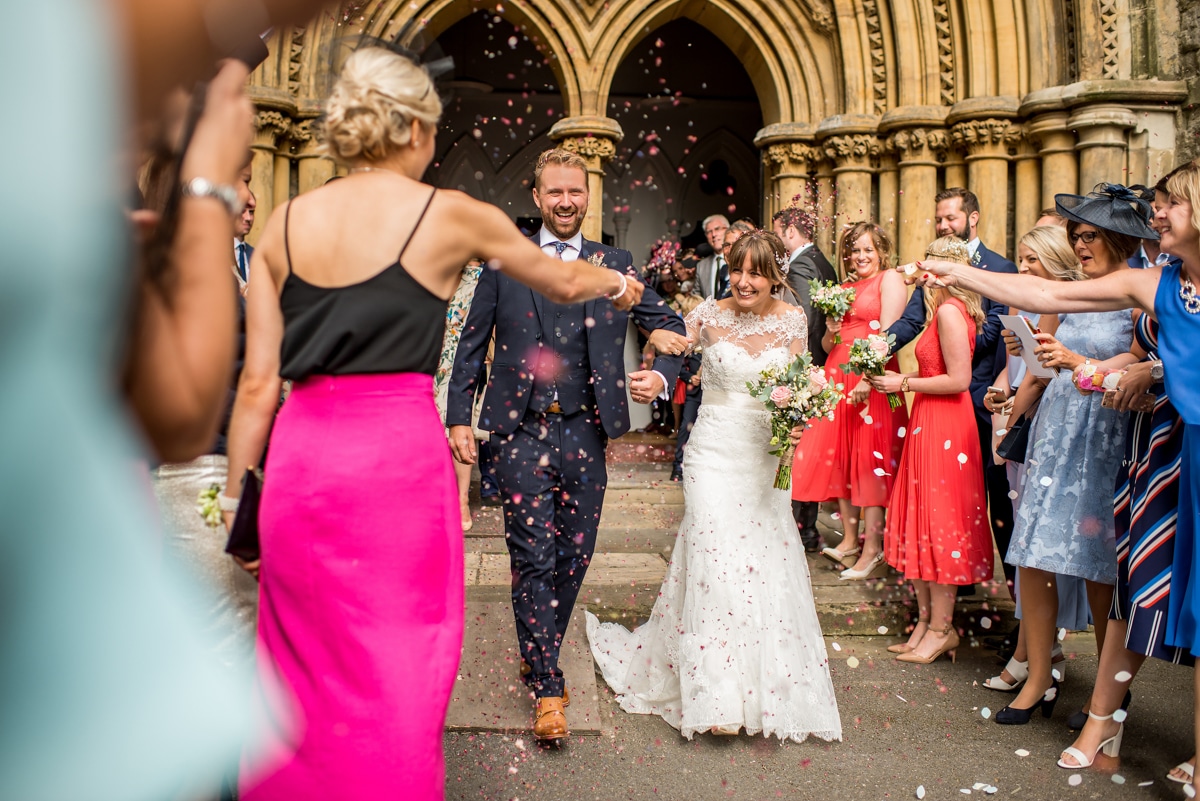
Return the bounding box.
[900,376,910,393]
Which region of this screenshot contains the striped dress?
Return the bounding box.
[1112,314,1192,664]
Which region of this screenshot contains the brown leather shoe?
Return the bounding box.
[519,661,569,706]
[533,696,569,742]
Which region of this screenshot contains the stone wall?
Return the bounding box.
[1178,0,1200,161]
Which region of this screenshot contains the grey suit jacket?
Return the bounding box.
[696,254,720,299]
[783,244,839,366]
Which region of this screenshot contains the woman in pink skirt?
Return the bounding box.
[221,48,642,801]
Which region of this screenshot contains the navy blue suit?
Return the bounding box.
[886,241,1019,590]
[447,235,685,696]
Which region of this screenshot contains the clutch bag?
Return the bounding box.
[995,414,1032,464]
[224,467,261,561]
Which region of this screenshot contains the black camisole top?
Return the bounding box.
[278,190,449,381]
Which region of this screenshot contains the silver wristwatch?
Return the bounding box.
[1150,360,1165,381]
[181,177,244,217]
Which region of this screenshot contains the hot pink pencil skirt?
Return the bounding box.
[241,373,462,801]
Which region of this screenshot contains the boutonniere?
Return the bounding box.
[971,249,982,266]
[587,251,607,268]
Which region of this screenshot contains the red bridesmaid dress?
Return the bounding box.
[884,298,992,584]
[792,272,908,507]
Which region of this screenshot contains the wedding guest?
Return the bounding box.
[871,237,991,663]
[696,214,730,298]
[434,259,485,530]
[791,222,909,580]
[221,49,642,799]
[1060,169,1193,776]
[914,165,1200,790]
[980,226,1087,693]
[669,252,704,481]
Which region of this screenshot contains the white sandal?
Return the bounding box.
[1168,760,1195,784]
[821,545,859,567]
[983,657,1029,692]
[1057,711,1123,769]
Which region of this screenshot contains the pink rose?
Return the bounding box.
[868,337,889,358]
[770,385,792,404]
[809,369,829,390]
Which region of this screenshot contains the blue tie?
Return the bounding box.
[553,241,570,259]
[236,243,248,281]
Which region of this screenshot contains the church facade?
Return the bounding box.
[246,0,1196,265]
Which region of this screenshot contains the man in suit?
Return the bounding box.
[447,148,685,742]
[771,207,839,552]
[695,213,730,298]
[233,187,255,289]
[886,187,1019,598]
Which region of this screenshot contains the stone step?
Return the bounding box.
[445,602,603,735]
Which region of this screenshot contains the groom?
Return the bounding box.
[447,148,686,741]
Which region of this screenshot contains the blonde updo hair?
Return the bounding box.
[321,48,442,164]
[923,235,985,326]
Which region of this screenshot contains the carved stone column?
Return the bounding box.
[1068,104,1136,192]
[1026,111,1077,209]
[951,117,1014,252]
[754,123,818,220]
[550,116,624,243]
[290,120,335,195]
[813,156,837,262]
[251,111,290,239]
[1006,125,1042,239]
[820,128,882,236]
[887,128,949,264]
[876,142,899,243]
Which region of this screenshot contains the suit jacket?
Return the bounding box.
[696,254,720,299]
[214,242,251,454]
[447,237,686,439]
[783,244,838,365]
[886,241,1017,422]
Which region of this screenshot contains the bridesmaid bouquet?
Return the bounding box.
[844,333,903,409]
[196,484,223,528]
[747,353,844,490]
[808,280,856,343]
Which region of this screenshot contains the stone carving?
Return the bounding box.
[1003,124,1030,155]
[933,0,955,106]
[1064,0,1078,82]
[862,0,888,115]
[1099,0,1120,79]
[288,27,306,96]
[951,119,1013,152]
[802,0,836,34]
[254,110,291,148]
[823,134,883,164]
[766,143,817,169]
[559,135,617,161]
[888,128,949,160]
[288,119,321,154]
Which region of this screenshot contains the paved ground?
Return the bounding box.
[449,434,1193,800]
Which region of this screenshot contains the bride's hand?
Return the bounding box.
[647,329,690,356]
[848,383,871,405]
[867,370,905,394]
[788,424,806,446]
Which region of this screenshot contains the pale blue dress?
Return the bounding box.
[0,3,250,799]
[1007,311,1134,584]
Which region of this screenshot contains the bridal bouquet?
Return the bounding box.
[844,333,903,409]
[808,280,856,344]
[747,353,844,490]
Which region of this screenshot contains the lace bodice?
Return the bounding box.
[684,299,809,393]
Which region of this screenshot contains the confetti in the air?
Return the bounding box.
[1114,670,1133,682]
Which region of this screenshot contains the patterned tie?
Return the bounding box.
[553,241,570,259]
[236,242,249,281]
[715,256,730,299]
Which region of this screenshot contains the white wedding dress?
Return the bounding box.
[587,299,842,743]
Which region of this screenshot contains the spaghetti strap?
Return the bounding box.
[283,200,295,275]
[397,189,437,262]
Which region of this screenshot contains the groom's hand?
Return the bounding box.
[628,370,665,404]
[449,425,477,465]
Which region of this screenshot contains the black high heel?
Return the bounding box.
[1066,689,1131,731]
[995,680,1059,725]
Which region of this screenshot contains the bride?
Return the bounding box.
[586,230,842,742]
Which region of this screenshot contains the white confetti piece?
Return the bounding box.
[897,694,907,702]
[1138,780,1154,787]
[1008,490,1019,500]
[951,550,962,559]
[878,625,889,634]
[1068,774,1082,787]
[973,784,988,791]
[1040,475,1054,487]
[996,428,1008,437]
[944,439,952,450]
[847,656,860,669]
[913,427,922,434]
[981,707,991,719]
[1111,775,1126,785]
[984,787,998,795]
[1114,670,1133,682]
[1058,628,1068,642]
[1014,749,1030,757]
[1113,709,1128,723]
[832,642,842,651]
[874,450,884,459]
[874,467,888,476]
[980,617,993,630]
[870,320,882,330]
[863,415,874,425]
[898,426,907,437]
[1052,667,1063,681]
[1186,783,1197,799]
[960,790,971,795]
[916,786,926,799]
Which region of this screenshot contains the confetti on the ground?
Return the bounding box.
[847,656,860,669]
[1138,780,1153,787]
[878,625,888,634]
[916,786,926,799]
[981,707,991,719]
[1058,628,1067,641]
[1112,775,1126,785]
[1014,749,1030,757]
[832,642,842,651]
[1068,774,1082,787]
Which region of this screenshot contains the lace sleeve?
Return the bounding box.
[684,298,716,351]
[786,306,810,358]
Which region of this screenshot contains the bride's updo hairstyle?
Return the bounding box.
[321,47,442,165]
[726,229,791,295]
